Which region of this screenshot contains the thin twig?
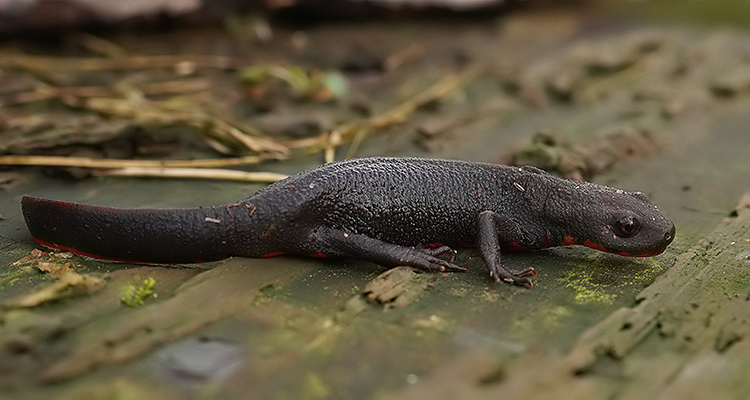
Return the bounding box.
[4,55,249,72]
[0,154,282,169]
[0,78,210,106]
[384,42,426,72]
[73,33,129,58]
[204,116,289,155]
[94,167,287,182]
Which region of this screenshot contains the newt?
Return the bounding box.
[21,157,675,288]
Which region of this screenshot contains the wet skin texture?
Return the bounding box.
[22,157,676,287]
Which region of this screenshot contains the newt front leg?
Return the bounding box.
[476,211,537,288]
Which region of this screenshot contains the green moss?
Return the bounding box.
[557,256,669,305]
[120,277,156,307]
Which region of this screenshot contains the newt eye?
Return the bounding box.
[614,216,640,238]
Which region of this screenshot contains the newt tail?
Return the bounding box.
[22,197,241,263]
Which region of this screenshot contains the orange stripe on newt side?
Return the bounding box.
[32,237,174,263]
[508,242,527,251]
[582,239,608,252]
[308,251,328,258]
[626,252,656,257]
[614,250,656,257]
[261,251,286,258]
[561,236,578,246]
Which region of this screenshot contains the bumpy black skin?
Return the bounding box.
[22,157,676,287]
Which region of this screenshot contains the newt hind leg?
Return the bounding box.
[414,244,458,263]
[307,227,468,273]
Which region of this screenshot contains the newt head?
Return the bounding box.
[550,183,676,257]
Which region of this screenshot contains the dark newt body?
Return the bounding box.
[22,157,675,287]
